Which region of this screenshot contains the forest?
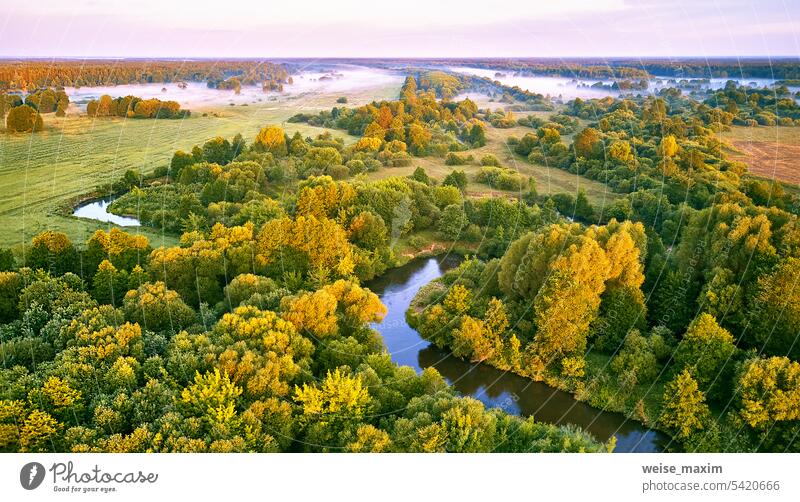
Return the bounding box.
[0,60,290,91]
[0,60,799,453]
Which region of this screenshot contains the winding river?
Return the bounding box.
[368,256,667,453]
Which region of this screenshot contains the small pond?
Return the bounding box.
[73,198,141,227]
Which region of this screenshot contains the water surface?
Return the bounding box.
[73,198,141,227]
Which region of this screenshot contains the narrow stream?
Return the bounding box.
[367,256,667,453]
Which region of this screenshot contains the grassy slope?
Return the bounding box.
[0,85,396,250]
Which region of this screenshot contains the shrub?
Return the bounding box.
[480,154,501,167]
[6,105,44,132]
[445,152,472,166]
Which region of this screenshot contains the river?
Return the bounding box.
[367,256,667,453]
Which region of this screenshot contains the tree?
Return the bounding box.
[304,147,343,173]
[610,330,659,385]
[179,369,242,435]
[256,215,355,279]
[6,104,44,132]
[26,231,79,276]
[19,410,61,452]
[0,248,14,271]
[438,204,467,240]
[0,271,21,322]
[201,136,233,165]
[674,313,737,399]
[574,190,595,221]
[282,289,338,338]
[84,228,150,275]
[593,286,647,352]
[348,211,388,251]
[407,122,431,155]
[532,270,595,370]
[659,369,711,440]
[442,170,468,192]
[734,356,800,450]
[123,281,196,333]
[573,127,601,159]
[213,305,313,400]
[443,284,472,315]
[254,125,288,156]
[468,121,486,147]
[750,257,800,359]
[607,140,634,164]
[92,260,129,307]
[659,135,680,158]
[293,369,371,450]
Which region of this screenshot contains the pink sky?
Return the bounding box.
[1,0,798,58]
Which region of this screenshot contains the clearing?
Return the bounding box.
[722,125,800,185]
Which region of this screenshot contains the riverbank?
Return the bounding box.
[405,270,674,448]
[368,256,667,452]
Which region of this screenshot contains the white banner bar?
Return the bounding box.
[2,453,798,501]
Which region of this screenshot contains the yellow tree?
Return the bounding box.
[659,369,710,440]
[254,125,288,156]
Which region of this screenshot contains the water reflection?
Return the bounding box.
[73,198,140,227]
[368,256,667,453]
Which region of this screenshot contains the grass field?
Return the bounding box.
[721,125,800,185]
[0,84,398,251]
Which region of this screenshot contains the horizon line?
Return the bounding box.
[1,55,799,61]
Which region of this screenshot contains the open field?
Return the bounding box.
[722,125,800,185]
[0,84,398,249]
[367,124,620,206]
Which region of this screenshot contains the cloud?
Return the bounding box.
[0,0,797,57]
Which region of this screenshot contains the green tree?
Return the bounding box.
[92,260,129,307]
[674,313,737,399]
[750,257,800,359]
[123,281,196,333]
[438,204,467,240]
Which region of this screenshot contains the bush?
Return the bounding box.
[445,152,472,166]
[442,170,468,192]
[480,154,501,167]
[475,166,525,191]
[326,164,349,180]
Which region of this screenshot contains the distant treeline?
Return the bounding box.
[632,59,800,79]
[87,95,189,119]
[357,57,800,80]
[0,60,290,92]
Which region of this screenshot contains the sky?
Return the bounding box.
[1,0,798,58]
